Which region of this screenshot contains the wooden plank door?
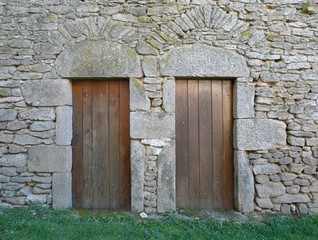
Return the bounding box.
[72,80,130,210]
[176,79,234,209]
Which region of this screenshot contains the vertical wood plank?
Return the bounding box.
[82,80,94,209]
[222,80,234,209]
[72,80,83,209]
[109,81,121,209]
[211,80,223,208]
[187,80,200,209]
[92,81,110,209]
[198,80,213,209]
[176,80,189,209]
[119,80,131,209]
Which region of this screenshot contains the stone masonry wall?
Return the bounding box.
[0,0,318,214]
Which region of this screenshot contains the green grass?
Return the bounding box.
[0,207,318,240]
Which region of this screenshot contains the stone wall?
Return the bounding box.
[0,0,317,214]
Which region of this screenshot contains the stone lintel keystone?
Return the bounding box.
[56,40,142,78]
[160,44,249,78]
[28,145,72,172]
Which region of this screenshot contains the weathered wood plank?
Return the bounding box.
[108,81,121,209]
[176,80,189,209]
[82,80,94,209]
[119,80,131,209]
[187,80,200,209]
[222,80,234,209]
[199,80,213,209]
[92,81,110,209]
[72,80,83,209]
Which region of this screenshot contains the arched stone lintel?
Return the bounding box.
[55,40,142,79]
[160,44,249,78]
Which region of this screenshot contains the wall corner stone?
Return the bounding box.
[56,106,72,146]
[234,150,254,213]
[234,82,255,119]
[52,173,72,209]
[157,139,176,213]
[131,140,145,212]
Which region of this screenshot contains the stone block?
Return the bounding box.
[26,194,47,204]
[56,40,142,78]
[288,136,305,147]
[234,82,254,119]
[21,80,72,106]
[20,108,55,121]
[7,121,27,131]
[253,164,281,175]
[3,197,26,205]
[0,109,17,121]
[234,151,254,213]
[234,119,286,150]
[256,182,285,198]
[56,106,72,146]
[157,139,176,213]
[130,112,175,139]
[272,194,310,204]
[52,173,72,209]
[162,78,175,113]
[14,135,42,145]
[0,154,26,167]
[0,134,14,144]
[307,138,318,147]
[130,78,150,111]
[256,198,273,209]
[160,44,249,77]
[136,40,158,56]
[131,140,145,212]
[28,145,71,173]
[30,122,55,132]
[142,56,158,77]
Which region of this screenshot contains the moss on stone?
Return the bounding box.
[132,78,144,93]
[138,16,152,23]
[266,34,284,42]
[156,31,170,42]
[301,2,316,15]
[240,30,252,38]
[0,87,9,95]
[47,14,55,22]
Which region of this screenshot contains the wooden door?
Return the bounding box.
[176,79,234,209]
[72,80,130,210]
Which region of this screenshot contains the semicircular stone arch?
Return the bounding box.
[143,5,251,52]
